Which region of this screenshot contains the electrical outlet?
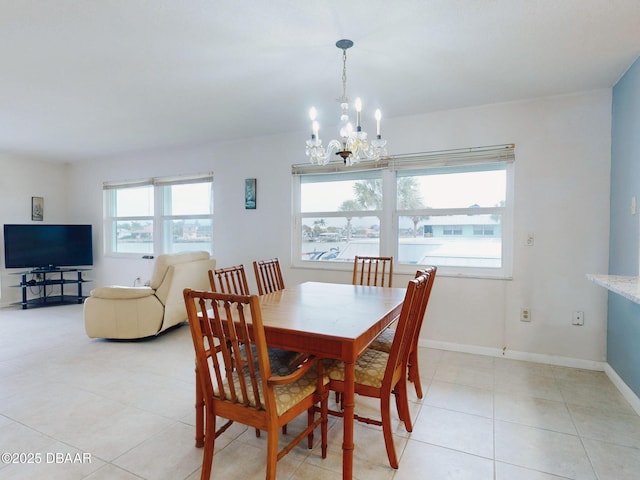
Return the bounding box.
[525,233,534,246]
[572,311,584,326]
[520,308,531,322]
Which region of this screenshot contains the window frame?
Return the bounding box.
[292,145,514,279]
[103,173,214,258]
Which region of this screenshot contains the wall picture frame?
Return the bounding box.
[245,178,256,209]
[32,196,44,221]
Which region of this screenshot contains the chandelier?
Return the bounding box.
[305,39,387,166]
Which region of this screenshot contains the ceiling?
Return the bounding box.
[1,0,639,163]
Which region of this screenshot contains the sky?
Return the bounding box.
[301,170,506,212]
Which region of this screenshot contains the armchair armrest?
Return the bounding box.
[89,286,155,300]
[268,355,317,386]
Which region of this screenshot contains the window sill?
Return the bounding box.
[292,262,513,280]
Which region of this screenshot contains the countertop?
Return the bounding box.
[587,273,640,304]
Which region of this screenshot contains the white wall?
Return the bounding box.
[0,155,73,303]
[386,90,612,366]
[7,89,613,366]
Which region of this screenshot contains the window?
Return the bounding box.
[292,145,514,277]
[104,174,214,256]
[298,171,383,262]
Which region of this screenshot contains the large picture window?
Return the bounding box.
[293,145,514,278]
[104,174,214,256]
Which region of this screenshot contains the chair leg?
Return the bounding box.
[380,394,399,469]
[265,429,279,480]
[200,407,216,480]
[195,368,205,448]
[394,380,413,432]
[408,349,423,399]
[307,407,315,449]
[320,392,328,459]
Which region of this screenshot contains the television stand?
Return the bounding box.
[12,268,92,309]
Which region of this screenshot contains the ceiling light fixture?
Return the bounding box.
[305,39,387,166]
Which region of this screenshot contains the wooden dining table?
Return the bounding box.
[194,281,406,480]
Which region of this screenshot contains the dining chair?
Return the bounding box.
[352,255,393,287]
[323,270,432,469]
[208,263,301,435]
[209,264,250,295]
[212,263,299,368]
[369,266,437,399]
[253,257,285,295]
[184,289,328,480]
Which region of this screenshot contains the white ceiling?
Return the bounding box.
[1,0,639,162]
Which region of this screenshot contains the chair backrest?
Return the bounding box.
[352,256,393,287]
[410,266,437,349]
[150,251,217,332]
[383,270,431,385]
[150,251,212,290]
[253,258,285,295]
[184,289,274,415]
[209,264,250,295]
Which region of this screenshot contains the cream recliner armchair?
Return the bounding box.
[84,251,216,339]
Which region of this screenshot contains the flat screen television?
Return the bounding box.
[3,224,93,270]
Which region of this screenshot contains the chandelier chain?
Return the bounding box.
[340,48,348,104]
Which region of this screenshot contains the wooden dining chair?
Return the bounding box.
[253,257,285,295]
[208,263,300,435]
[323,270,432,469]
[211,264,298,368]
[184,289,328,480]
[369,266,437,399]
[352,255,393,287]
[209,264,250,295]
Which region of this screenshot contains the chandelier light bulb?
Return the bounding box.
[339,122,353,139]
[375,109,382,137]
[309,107,318,139]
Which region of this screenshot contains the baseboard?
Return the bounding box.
[604,363,640,416]
[420,339,605,371]
[420,339,640,415]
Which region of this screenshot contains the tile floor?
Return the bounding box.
[1,304,640,479]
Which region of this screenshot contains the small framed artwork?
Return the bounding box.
[31,196,44,221]
[245,178,256,209]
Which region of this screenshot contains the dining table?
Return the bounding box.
[193,280,407,480]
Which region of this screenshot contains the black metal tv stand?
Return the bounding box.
[13,268,92,309]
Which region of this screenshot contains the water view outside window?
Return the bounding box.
[107,179,213,255]
[162,183,213,254]
[396,169,505,268]
[300,177,382,262]
[297,167,508,271]
[113,185,154,254]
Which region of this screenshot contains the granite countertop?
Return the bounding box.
[587,274,640,304]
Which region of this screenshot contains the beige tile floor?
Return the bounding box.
[1,303,640,479]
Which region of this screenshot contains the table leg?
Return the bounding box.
[342,360,355,480]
